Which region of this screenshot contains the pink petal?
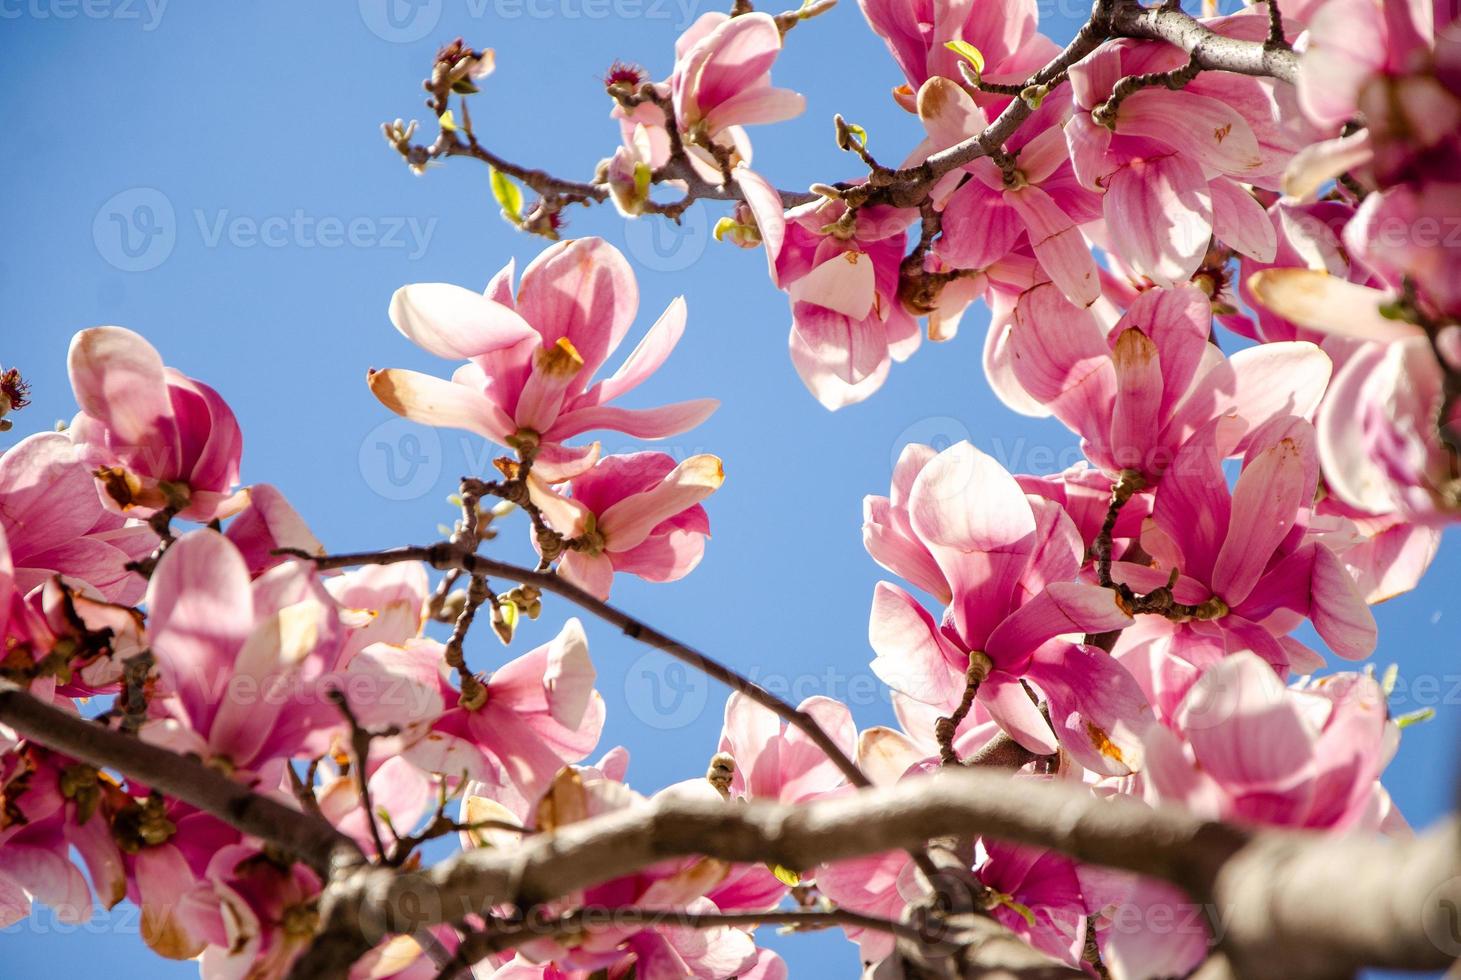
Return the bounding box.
[388,283,538,359]
[1211,177,1278,262]
[367,368,512,440]
[1006,185,1099,307]
[598,454,724,551]
[515,237,639,379]
[867,582,964,707]
[546,399,719,442]
[1105,155,1212,286]
[582,297,687,406]
[985,582,1132,670]
[979,669,1058,755]
[67,326,179,463]
[1211,423,1317,605]
[1117,89,1264,174]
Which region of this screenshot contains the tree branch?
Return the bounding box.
[0,680,364,875]
[291,765,1461,980]
[1109,2,1299,83]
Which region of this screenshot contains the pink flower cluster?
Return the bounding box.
[4,0,1460,975]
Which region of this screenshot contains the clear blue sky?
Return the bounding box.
[2,2,1456,976]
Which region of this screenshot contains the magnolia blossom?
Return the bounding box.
[352,619,604,809]
[531,452,723,600]
[371,238,717,480]
[613,12,804,185]
[1143,651,1406,832]
[857,0,1057,111]
[67,326,245,521]
[867,441,1149,774]
[1065,13,1293,284]
[1112,417,1377,716]
[764,196,920,409]
[916,79,1103,307]
[0,431,154,604]
[139,531,343,781]
[1249,268,1461,523]
[1006,282,1331,482]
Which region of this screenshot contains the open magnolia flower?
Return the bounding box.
[530,452,723,600]
[67,326,245,522]
[370,238,717,480]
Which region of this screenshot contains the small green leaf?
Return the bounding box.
[1396,707,1436,729]
[845,122,868,147]
[944,40,985,75]
[767,863,802,887]
[713,217,739,242]
[490,167,524,223]
[439,109,457,133]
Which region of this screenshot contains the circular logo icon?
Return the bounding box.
[624,650,709,730]
[93,188,176,272]
[623,202,709,273]
[358,0,443,43]
[1422,877,1461,958]
[358,417,442,501]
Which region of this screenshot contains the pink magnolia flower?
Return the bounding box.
[977,841,1089,967]
[1297,0,1439,135]
[1248,267,1461,523]
[610,12,803,186]
[1006,282,1331,483]
[139,530,343,781]
[117,797,242,961]
[1065,16,1293,284]
[768,196,920,409]
[1143,651,1406,832]
[1111,417,1378,716]
[716,692,855,804]
[867,441,1150,775]
[671,13,805,143]
[354,618,604,809]
[1308,496,1441,603]
[1016,463,1153,560]
[370,238,717,481]
[530,452,723,600]
[856,0,1057,111]
[916,78,1104,308]
[176,843,322,980]
[0,432,155,604]
[223,483,325,578]
[864,443,953,606]
[0,747,126,929]
[67,326,245,522]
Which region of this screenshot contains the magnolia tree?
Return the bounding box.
[2,0,1460,977]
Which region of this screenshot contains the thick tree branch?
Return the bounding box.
[1109,2,1299,83]
[0,680,364,875]
[292,765,1461,980]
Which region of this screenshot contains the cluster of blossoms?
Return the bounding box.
[5,0,1461,977]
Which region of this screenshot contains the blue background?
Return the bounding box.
[1,1,1456,976]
